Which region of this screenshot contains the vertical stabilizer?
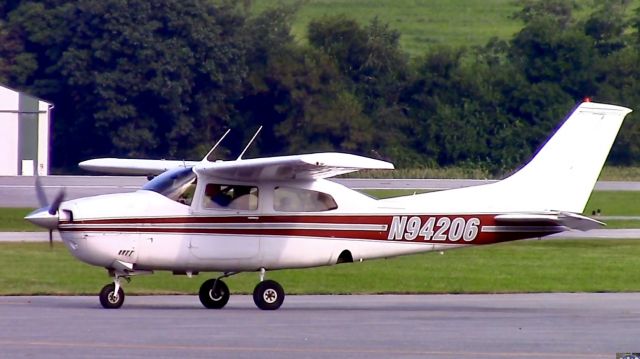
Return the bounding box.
[380,102,632,214]
[496,102,630,213]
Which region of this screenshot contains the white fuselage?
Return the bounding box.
[56,179,561,274]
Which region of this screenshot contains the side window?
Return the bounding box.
[274,187,338,212]
[203,183,258,210]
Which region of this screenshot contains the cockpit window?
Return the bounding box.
[274,187,338,212]
[142,167,196,205]
[203,183,259,210]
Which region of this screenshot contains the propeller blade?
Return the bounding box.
[48,188,66,215]
[28,177,64,250]
[35,176,49,208]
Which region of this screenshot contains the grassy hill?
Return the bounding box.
[252,0,640,56]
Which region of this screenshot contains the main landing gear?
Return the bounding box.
[198,278,230,309]
[198,268,285,310]
[252,279,284,310]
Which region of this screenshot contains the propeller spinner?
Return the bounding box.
[24,176,65,247]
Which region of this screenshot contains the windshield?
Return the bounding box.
[142,167,197,204]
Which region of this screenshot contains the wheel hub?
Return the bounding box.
[199,278,230,309]
[209,289,223,301]
[108,292,119,304]
[263,289,277,303]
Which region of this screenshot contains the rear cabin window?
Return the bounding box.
[274,187,338,212]
[203,184,258,210]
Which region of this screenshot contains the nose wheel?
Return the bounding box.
[99,282,125,309]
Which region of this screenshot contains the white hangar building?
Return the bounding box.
[0,84,52,176]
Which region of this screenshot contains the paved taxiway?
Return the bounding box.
[2,176,639,207]
[0,294,638,358]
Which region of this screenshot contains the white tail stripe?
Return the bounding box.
[481,226,565,233]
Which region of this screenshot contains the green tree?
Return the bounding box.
[307,16,411,165]
[510,18,598,98]
[584,0,631,55]
[512,0,579,29]
[239,44,373,156]
[236,6,373,157]
[0,0,248,170]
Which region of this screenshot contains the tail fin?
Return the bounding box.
[496,102,630,213]
[381,102,631,214]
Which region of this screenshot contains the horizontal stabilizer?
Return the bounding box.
[495,212,604,231]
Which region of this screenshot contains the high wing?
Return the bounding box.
[79,158,199,176]
[80,153,394,179]
[193,152,394,181]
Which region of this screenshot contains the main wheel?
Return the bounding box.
[199,279,230,309]
[99,283,125,309]
[253,280,285,310]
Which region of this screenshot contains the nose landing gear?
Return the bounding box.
[99,276,127,309]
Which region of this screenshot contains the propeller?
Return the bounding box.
[25,176,66,248]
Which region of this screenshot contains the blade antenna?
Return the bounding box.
[202,128,231,162]
[237,126,263,160]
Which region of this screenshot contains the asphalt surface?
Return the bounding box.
[3,177,639,357]
[0,175,146,207]
[2,176,639,207]
[0,294,638,358]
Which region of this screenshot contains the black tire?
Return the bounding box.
[99,283,125,309]
[253,280,285,310]
[199,279,230,309]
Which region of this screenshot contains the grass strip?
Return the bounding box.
[584,191,640,216]
[2,239,640,295]
[253,0,522,55]
[0,208,41,231]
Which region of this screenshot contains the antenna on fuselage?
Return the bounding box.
[202,128,231,162]
[236,126,263,160]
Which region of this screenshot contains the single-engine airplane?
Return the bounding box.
[26,101,631,310]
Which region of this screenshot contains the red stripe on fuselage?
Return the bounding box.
[58,214,566,245]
